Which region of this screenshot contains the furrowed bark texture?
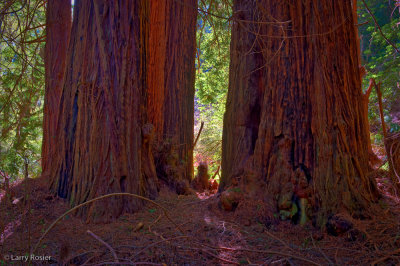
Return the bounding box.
[148,0,197,183]
[48,0,158,221]
[42,0,71,179]
[221,0,379,225]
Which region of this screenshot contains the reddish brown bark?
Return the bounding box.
[44,0,198,220]
[147,0,167,137]
[47,0,158,221]
[353,0,379,169]
[148,0,197,183]
[42,0,71,179]
[221,0,379,226]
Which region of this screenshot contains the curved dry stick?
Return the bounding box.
[32,193,183,254]
[310,233,334,265]
[63,250,98,266]
[199,248,240,265]
[148,214,162,235]
[197,243,321,266]
[371,248,400,265]
[87,230,118,263]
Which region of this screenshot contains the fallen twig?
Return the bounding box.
[63,249,99,266]
[310,233,334,265]
[87,230,119,263]
[133,235,190,258]
[182,246,240,265]
[32,192,183,254]
[197,243,321,266]
[371,248,400,265]
[81,255,97,266]
[200,248,240,265]
[148,214,162,234]
[264,230,294,251]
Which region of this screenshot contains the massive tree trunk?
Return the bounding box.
[148,0,197,184]
[44,0,197,220]
[42,0,71,180]
[47,0,158,221]
[221,0,379,226]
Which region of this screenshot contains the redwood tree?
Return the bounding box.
[221,0,379,225]
[44,0,198,220]
[148,0,197,184]
[42,0,71,180]
[47,0,158,221]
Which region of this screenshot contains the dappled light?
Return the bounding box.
[1,0,400,265]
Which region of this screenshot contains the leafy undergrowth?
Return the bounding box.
[1,176,400,265]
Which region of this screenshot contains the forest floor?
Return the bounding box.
[1,173,400,266]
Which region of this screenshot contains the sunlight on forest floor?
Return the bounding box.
[0,215,21,245]
[1,176,400,265]
[196,191,216,200]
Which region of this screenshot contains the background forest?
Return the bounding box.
[0,0,399,182]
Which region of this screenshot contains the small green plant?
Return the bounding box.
[239,258,249,264]
[302,237,311,249]
[381,162,389,171]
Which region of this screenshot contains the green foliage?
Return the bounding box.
[358,0,400,140]
[194,0,232,177]
[0,0,45,180]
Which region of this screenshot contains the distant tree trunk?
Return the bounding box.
[148,0,197,184]
[221,0,379,226]
[42,0,71,179]
[47,0,158,222]
[352,0,379,169]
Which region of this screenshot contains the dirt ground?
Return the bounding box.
[1,174,400,266]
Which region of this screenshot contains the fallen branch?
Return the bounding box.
[310,233,334,265]
[148,214,162,236]
[133,235,190,258]
[197,243,321,266]
[87,230,118,263]
[371,248,400,265]
[63,250,99,266]
[264,230,294,251]
[32,193,183,254]
[81,255,97,266]
[200,248,240,265]
[181,246,239,265]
